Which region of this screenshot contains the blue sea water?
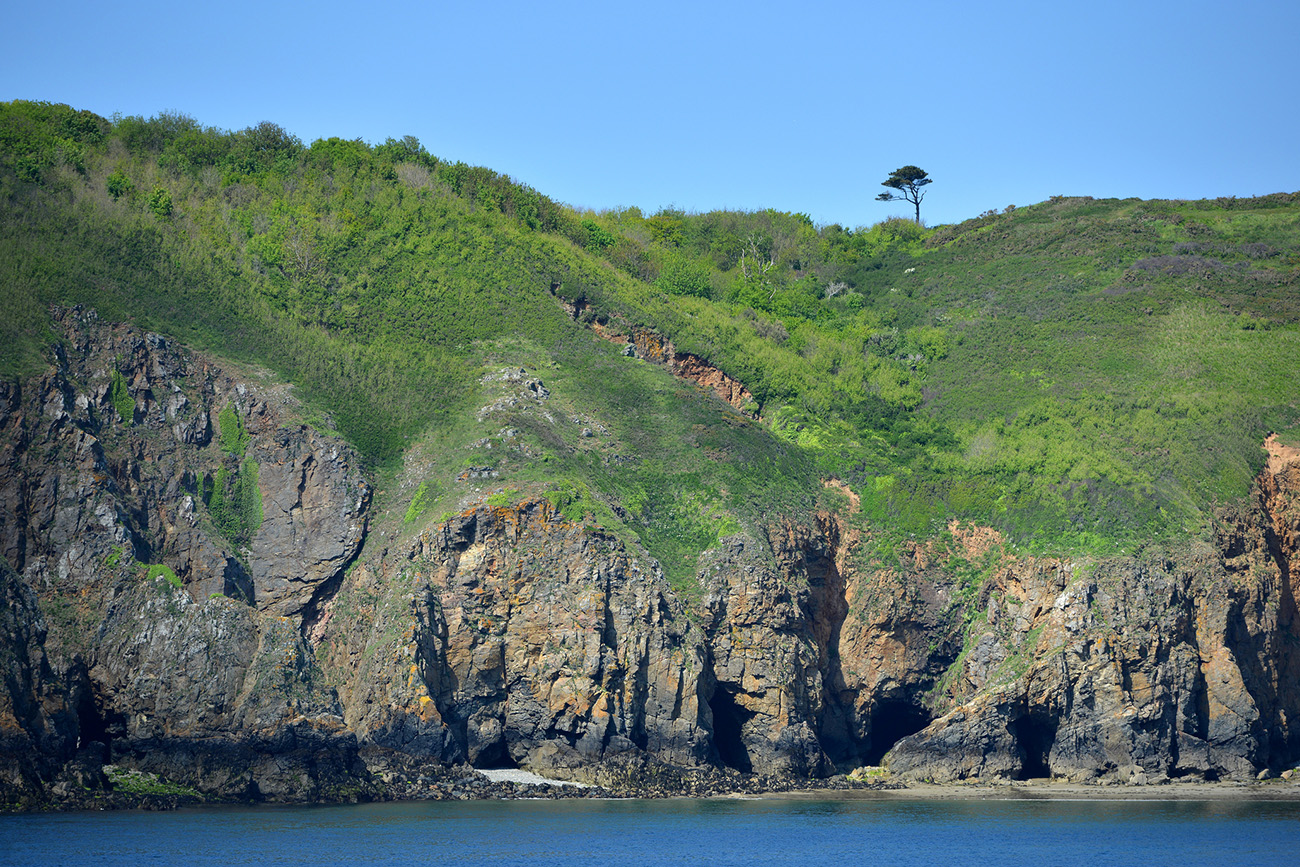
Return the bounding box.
[3,796,1298,866]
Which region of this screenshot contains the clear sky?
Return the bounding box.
[4,0,1297,227]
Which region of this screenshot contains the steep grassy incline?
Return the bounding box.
[0,102,819,585]
[877,197,1300,549]
[579,197,1300,552]
[2,100,1298,567]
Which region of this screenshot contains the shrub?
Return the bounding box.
[404,480,436,524]
[228,121,303,174]
[203,459,263,545]
[217,404,249,456]
[485,488,521,508]
[581,219,616,251]
[106,170,134,200]
[145,563,182,589]
[655,252,712,298]
[109,369,134,422]
[160,127,232,173]
[104,765,201,797]
[147,186,172,219]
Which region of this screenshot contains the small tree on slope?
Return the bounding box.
[876,165,932,224]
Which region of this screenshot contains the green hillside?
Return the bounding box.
[2,100,1298,574]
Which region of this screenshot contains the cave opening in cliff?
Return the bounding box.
[75,690,117,754]
[470,740,518,771]
[1009,715,1055,780]
[709,688,753,773]
[864,700,932,766]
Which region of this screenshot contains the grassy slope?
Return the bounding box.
[2,101,1297,576]
[911,197,1300,547]
[0,102,817,586]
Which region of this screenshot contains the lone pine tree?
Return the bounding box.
[876,165,932,223]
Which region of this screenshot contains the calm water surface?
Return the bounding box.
[3,797,1298,866]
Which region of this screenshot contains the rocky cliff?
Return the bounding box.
[316,502,713,779]
[0,308,372,805]
[885,438,1300,783]
[4,312,1300,807]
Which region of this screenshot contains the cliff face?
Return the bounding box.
[316,502,714,780]
[0,558,80,801]
[884,440,1300,782]
[4,313,1300,806]
[310,497,952,783]
[695,515,859,776]
[0,308,373,804]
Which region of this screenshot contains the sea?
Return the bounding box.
[3,796,1298,866]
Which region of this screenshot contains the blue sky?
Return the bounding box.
[4,0,1297,227]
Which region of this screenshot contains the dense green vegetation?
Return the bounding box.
[145,563,182,590]
[104,765,202,797]
[218,403,250,456]
[2,99,1297,573]
[109,368,133,421]
[203,460,263,547]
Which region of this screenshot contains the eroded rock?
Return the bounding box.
[0,308,374,805]
[319,501,715,775]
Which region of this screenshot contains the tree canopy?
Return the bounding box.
[876,165,932,223]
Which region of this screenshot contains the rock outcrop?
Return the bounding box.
[695,519,847,776]
[316,500,716,779]
[885,441,1300,782]
[0,558,80,802]
[5,310,1300,807]
[0,308,373,806]
[246,426,371,620]
[0,308,370,612]
[565,302,757,416]
[88,577,372,800]
[315,500,916,784]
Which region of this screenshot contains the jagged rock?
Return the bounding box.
[885,448,1300,783]
[317,501,891,782]
[319,501,716,771]
[1,308,369,617]
[6,309,1300,806]
[0,309,376,804]
[90,578,372,800]
[698,522,841,776]
[0,559,80,804]
[247,427,370,619]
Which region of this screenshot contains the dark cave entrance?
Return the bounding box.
[865,700,932,766]
[1009,715,1056,779]
[470,738,518,771]
[709,688,754,773]
[465,716,519,770]
[75,687,126,762]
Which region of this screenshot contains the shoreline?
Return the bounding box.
[11,773,1300,814]
[758,780,1300,802]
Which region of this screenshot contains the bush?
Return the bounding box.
[160,127,232,173]
[106,170,134,201]
[203,459,263,545]
[655,252,712,298]
[218,404,249,456]
[145,563,182,589]
[581,219,616,251]
[109,369,134,422]
[404,480,436,524]
[147,187,173,219]
[112,110,200,152]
